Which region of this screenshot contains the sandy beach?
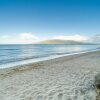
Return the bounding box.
[0,50,100,100]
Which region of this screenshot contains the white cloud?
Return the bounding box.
[19,33,38,40]
[0,32,39,44]
[1,35,10,39]
[0,33,93,44]
[53,35,88,42]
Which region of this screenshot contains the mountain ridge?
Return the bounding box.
[33,39,92,45]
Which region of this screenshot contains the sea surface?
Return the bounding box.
[0,44,99,68]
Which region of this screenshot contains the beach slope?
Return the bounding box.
[0,50,100,100]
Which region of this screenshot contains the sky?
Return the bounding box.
[0,0,100,44]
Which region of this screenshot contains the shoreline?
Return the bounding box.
[0,48,100,69]
[0,50,100,100]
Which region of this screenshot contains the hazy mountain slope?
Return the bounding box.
[33,39,86,44]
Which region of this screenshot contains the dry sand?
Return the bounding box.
[0,50,100,100]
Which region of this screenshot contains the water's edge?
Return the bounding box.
[0,48,100,69]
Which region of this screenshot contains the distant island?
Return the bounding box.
[33,39,99,45]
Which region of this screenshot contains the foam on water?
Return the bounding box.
[0,44,99,68]
[0,48,100,69]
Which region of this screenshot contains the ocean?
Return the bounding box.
[0,44,99,68]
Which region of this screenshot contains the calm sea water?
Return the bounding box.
[0,44,99,68]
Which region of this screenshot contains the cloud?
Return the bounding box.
[0,33,93,44]
[52,35,88,42]
[0,32,39,44]
[19,33,38,40]
[1,35,10,39]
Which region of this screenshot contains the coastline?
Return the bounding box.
[0,50,100,100]
[0,48,100,69]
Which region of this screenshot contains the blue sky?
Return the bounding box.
[0,0,100,43]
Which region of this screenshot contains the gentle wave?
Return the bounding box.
[0,44,99,68]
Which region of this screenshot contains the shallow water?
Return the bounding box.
[0,44,99,68]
